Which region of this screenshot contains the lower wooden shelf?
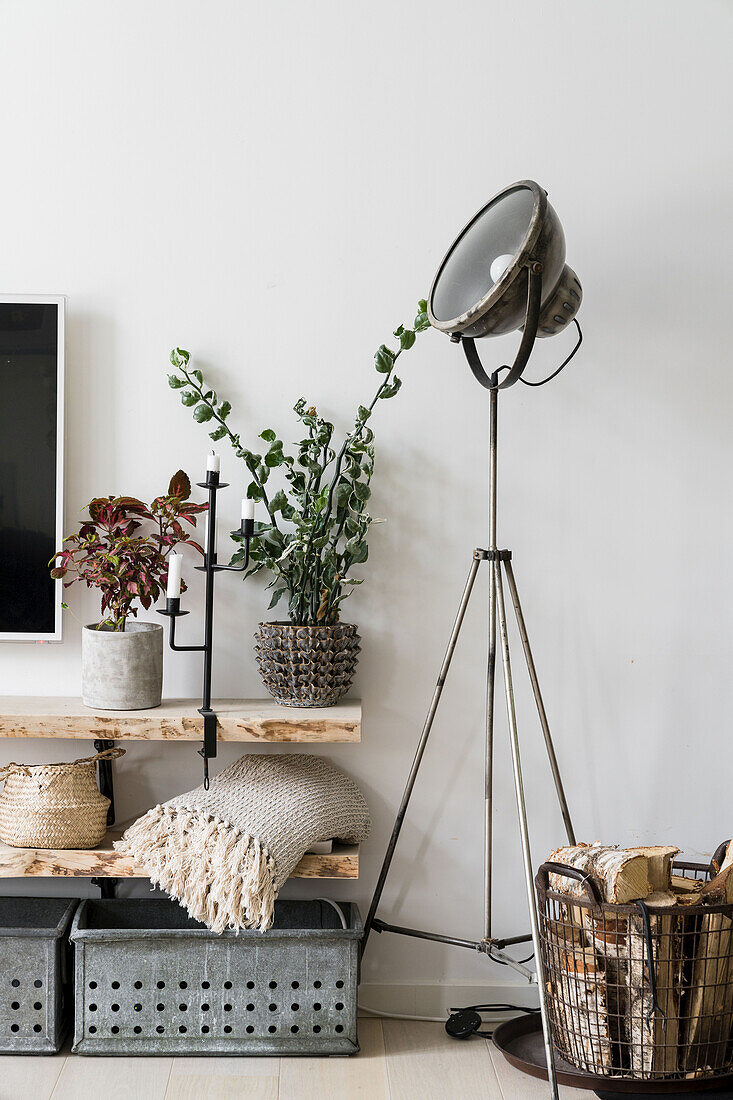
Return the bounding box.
[0,831,359,881]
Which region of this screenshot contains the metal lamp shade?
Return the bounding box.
[428,180,581,340]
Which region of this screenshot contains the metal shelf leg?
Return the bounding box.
[93,738,116,827]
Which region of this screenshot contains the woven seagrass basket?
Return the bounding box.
[254,621,360,707]
[0,747,125,849]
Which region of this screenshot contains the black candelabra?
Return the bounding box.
[158,464,254,788]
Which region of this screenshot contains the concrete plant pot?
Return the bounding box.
[82,622,163,710]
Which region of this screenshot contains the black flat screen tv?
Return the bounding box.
[0,297,65,641]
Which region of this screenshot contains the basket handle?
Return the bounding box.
[710,839,732,875]
[536,861,603,907]
[85,746,126,765]
[0,762,30,781]
[0,746,125,782]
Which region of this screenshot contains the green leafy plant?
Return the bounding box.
[50,472,207,631]
[167,300,429,625]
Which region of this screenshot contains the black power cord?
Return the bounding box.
[518,319,583,387]
[445,1002,539,1041]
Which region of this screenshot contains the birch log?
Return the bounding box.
[583,910,629,1065]
[548,843,658,970]
[626,847,680,892]
[548,843,676,903]
[546,918,613,1073]
[627,894,681,1077]
[585,893,681,1077]
[626,843,681,1074]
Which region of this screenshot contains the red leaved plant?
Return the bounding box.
[50,471,207,631]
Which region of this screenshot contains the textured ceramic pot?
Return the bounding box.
[82,622,163,710]
[253,621,360,707]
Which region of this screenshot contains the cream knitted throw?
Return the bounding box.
[115,753,370,933]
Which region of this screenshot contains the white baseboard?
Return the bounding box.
[358,979,539,1021]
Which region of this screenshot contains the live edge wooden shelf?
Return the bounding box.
[0,697,362,882]
[0,697,361,744]
[0,832,360,881]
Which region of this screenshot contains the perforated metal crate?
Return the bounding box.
[0,897,76,1054]
[70,897,362,1055]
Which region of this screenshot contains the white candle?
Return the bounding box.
[166,553,183,598]
[242,497,255,521]
[206,452,220,473]
[205,514,216,557]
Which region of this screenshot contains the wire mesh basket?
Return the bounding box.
[536,849,733,1084]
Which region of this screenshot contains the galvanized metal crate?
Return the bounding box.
[71,898,362,1055]
[0,897,76,1054]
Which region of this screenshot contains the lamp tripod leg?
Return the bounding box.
[362,553,483,953]
[484,550,496,940]
[503,558,576,846]
[494,556,559,1100]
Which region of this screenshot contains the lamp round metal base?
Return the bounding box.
[492,1014,733,1095]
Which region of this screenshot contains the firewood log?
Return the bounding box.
[682,859,733,1073]
[583,910,628,1066]
[701,860,733,904]
[626,893,681,1077]
[584,892,681,1077]
[548,843,677,904]
[671,873,704,904]
[545,917,613,1073]
[625,846,680,892]
[625,845,681,1072]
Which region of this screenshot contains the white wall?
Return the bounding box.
[1,0,732,998]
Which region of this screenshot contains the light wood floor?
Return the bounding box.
[0,1020,590,1099]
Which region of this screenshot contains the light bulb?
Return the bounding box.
[490,253,515,284]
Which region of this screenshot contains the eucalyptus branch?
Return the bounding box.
[297,350,401,618]
[167,299,430,625]
[169,356,282,533]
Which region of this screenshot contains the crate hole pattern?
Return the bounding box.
[83,975,350,1038]
[2,977,47,1039]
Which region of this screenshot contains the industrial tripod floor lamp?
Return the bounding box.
[363,181,584,1100]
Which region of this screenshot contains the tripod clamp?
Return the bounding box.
[473,548,512,562]
[368,917,536,981]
